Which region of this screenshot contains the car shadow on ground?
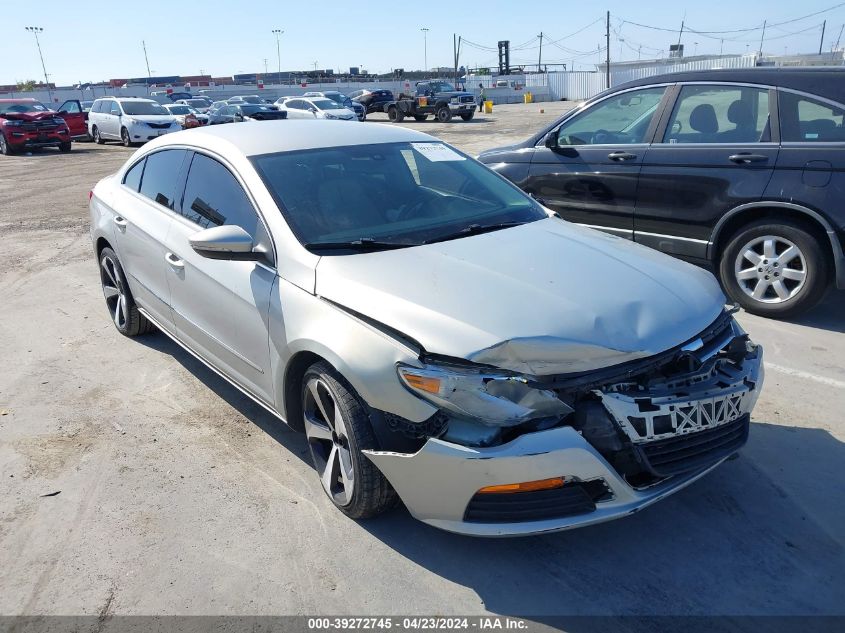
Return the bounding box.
[135,332,311,467]
[782,290,845,334]
[355,421,845,623]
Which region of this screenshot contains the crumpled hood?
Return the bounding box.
[1,111,56,122]
[315,218,726,375]
[127,114,177,124]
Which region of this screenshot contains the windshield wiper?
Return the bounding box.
[303,238,417,252]
[422,221,527,245]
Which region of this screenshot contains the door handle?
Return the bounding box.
[113,216,127,230]
[729,153,768,164]
[165,252,184,268]
[608,151,637,161]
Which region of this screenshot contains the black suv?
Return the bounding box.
[351,89,394,115]
[478,68,845,318]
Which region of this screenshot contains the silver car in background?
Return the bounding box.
[89,121,764,536]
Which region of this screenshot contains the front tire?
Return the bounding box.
[121,127,132,147]
[0,133,15,155]
[436,106,452,122]
[301,362,397,519]
[59,142,72,153]
[99,247,156,336]
[460,111,475,121]
[719,219,829,318]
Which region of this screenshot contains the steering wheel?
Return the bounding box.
[590,129,613,144]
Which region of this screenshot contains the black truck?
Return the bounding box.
[385,81,477,122]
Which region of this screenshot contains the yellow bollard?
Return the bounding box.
[523,92,533,104]
[484,100,493,114]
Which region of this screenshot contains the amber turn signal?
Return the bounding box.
[477,477,566,494]
[402,373,441,394]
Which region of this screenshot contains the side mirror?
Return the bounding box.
[544,131,559,150]
[58,110,68,115]
[189,225,261,261]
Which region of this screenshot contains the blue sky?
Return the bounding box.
[4,0,845,85]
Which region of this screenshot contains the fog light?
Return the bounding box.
[477,477,565,494]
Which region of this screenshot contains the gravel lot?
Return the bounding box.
[1,102,844,623]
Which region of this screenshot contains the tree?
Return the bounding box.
[16,80,38,92]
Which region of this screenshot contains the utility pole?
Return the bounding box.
[263,58,268,77]
[819,20,827,55]
[677,20,685,48]
[605,11,611,89]
[421,28,429,76]
[538,32,543,72]
[759,20,767,55]
[836,24,845,51]
[720,39,724,56]
[272,29,283,82]
[142,40,152,93]
[25,27,51,102]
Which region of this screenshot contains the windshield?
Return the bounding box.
[122,101,168,115]
[324,93,348,104]
[241,105,271,115]
[168,106,191,114]
[429,82,456,93]
[239,96,262,104]
[252,142,546,250]
[0,101,50,114]
[312,98,343,110]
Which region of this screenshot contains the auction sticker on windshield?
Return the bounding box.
[411,143,465,162]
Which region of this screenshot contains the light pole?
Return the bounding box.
[272,29,283,83]
[25,26,52,102]
[421,27,429,76]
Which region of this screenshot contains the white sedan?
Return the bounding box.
[275,96,356,121]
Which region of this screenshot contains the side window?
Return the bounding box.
[779,91,845,142]
[91,101,103,113]
[287,100,303,110]
[555,87,666,146]
[110,101,122,116]
[664,85,770,144]
[138,150,188,209]
[60,101,81,114]
[123,158,145,192]
[181,154,260,237]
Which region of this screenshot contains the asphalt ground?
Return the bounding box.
[0,102,843,626]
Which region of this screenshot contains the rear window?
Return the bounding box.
[779,91,845,142]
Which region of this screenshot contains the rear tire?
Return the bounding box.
[719,219,829,318]
[59,142,72,153]
[98,247,156,336]
[388,106,405,122]
[92,126,104,144]
[301,361,397,519]
[436,106,452,122]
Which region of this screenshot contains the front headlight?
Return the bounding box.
[450,97,459,104]
[125,118,143,126]
[397,362,572,426]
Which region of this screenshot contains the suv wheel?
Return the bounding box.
[0,133,14,155]
[460,111,475,121]
[99,247,156,336]
[720,219,829,318]
[121,127,132,147]
[92,126,104,144]
[59,142,72,153]
[301,361,397,519]
[436,106,452,123]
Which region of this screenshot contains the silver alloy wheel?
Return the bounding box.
[734,235,807,304]
[303,377,355,506]
[100,253,127,329]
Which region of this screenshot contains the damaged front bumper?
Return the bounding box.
[365,315,763,536]
[364,423,738,536]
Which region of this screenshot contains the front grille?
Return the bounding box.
[21,120,58,132]
[464,480,610,523]
[638,414,749,477]
[460,96,474,103]
[147,122,170,129]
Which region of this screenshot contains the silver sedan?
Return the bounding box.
[89,121,764,536]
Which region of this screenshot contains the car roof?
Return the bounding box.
[617,67,845,103]
[146,119,436,157]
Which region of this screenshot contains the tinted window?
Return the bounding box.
[555,87,666,145]
[664,85,770,144]
[123,158,145,192]
[181,154,259,236]
[138,150,187,209]
[779,91,845,142]
[109,102,122,116]
[122,101,168,115]
[91,101,102,113]
[286,100,304,110]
